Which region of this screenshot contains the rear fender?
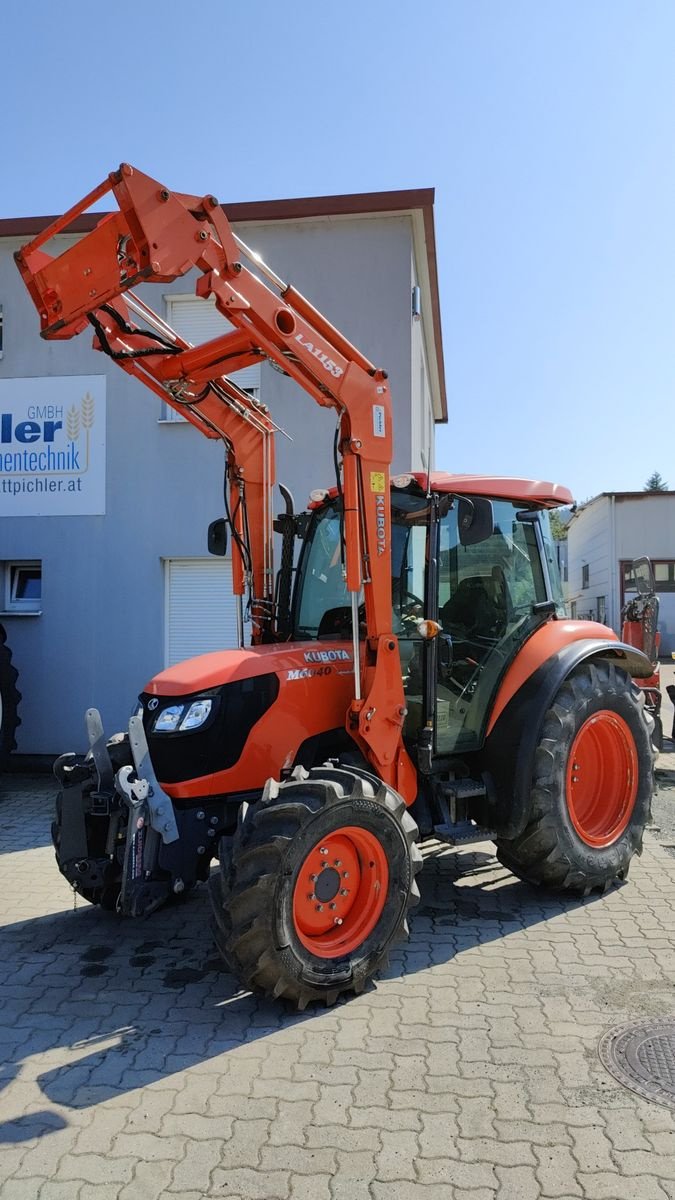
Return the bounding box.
[477,637,653,841]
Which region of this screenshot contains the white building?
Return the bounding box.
[567,492,675,653]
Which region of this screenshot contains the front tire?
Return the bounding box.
[496,660,654,894]
[209,765,421,1009]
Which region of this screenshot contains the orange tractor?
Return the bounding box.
[16,167,655,1008]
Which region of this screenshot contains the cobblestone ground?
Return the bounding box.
[2,773,675,1199]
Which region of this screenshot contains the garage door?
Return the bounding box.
[165,558,243,667]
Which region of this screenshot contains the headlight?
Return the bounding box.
[180,699,212,730]
[154,705,184,733]
[152,698,213,734]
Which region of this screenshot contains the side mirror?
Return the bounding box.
[458,496,494,546]
[632,556,655,597]
[208,518,228,557]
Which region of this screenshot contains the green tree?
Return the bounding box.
[644,471,668,492]
[549,510,569,541]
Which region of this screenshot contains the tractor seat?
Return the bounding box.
[441,573,507,640]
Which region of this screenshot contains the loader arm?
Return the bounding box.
[15,164,417,801]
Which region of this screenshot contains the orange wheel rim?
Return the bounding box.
[566,710,638,848]
[292,827,389,958]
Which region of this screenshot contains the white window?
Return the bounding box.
[164,557,247,666]
[3,560,42,614]
[161,296,261,422]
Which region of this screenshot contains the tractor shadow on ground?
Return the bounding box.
[0,838,610,1141]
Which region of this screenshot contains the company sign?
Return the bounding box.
[0,376,106,516]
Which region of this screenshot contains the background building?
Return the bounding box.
[567,491,675,653]
[0,189,446,756]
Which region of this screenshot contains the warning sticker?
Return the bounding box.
[370,471,386,492]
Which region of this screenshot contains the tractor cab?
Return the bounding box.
[292,475,566,761]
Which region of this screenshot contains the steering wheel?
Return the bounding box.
[398,589,425,632]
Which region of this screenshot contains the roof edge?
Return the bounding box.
[0,188,437,238]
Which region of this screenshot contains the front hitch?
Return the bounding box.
[53,708,181,916]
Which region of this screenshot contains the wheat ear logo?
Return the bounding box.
[66,392,95,471]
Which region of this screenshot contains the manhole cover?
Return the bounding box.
[599,1018,675,1108]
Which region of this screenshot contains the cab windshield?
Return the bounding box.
[293,494,427,640]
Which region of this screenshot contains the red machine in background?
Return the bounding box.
[621,558,663,750]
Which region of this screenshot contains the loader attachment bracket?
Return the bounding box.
[127,714,179,844]
[85,707,114,797]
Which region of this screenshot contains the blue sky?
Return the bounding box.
[3,1,674,501]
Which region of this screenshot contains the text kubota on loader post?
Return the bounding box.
[16,166,655,1008]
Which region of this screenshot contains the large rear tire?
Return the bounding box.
[209,765,421,1009]
[495,660,654,894]
[0,625,21,774]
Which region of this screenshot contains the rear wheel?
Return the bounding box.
[0,625,21,774]
[209,765,421,1009]
[496,660,654,894]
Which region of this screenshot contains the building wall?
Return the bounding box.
[0,212,430,754]
[567,495,612,623]
[410,249,435,472]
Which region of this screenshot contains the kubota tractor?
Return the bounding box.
[15,167,655,1008]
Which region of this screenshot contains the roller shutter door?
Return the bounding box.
[165,558,242,667]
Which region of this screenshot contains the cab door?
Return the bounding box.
[432,497,551,756]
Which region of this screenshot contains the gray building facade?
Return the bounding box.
[567,491,675,654]
[0,189,446,755]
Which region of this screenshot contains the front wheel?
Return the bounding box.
[209,765,421,1009]
[496,660,654,894]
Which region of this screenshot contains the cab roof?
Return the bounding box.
[309,474,572,510]
[418,473,573,508]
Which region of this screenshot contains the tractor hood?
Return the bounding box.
[144,641,355,697]
[139,641,357,798]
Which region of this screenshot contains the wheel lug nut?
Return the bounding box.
[342,871,349,879]
[309,874,318,882]
[329,902,337,910]
[334,859,342,867]
[334,917,343,925]
[341,889,349,896]
[321,860,328,868]
[307,893,315,901]
[320,847,328,854]
[316,904,324,912]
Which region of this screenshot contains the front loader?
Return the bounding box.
[16,166,655,1007]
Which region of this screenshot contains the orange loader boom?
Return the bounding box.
[15,165,417,801]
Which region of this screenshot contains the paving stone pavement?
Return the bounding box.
[2,774,675,1199]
